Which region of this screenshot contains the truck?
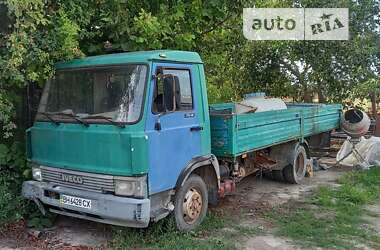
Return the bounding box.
[22,50,342,231]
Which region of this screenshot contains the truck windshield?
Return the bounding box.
[36,64,147,124]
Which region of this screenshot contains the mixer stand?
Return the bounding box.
[336,137,369,169]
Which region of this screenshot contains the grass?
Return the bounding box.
[267,167,380,249]
[108,212,262,250]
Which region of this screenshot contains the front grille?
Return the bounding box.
[41,166,114,193]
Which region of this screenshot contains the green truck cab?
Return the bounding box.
[22,50,341,231]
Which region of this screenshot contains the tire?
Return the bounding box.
[263,171,273,179]
[264,170,284,182]
[174,174,208,231]
[272,170,285,182]
[283,145,307,184]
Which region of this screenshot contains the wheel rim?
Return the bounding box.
[182,187,203,224]
[295,152,305,177]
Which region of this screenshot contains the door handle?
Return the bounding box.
[190,126,203,132]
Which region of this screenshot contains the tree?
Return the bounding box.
[236,0,380,103]
[0,0,249,137]
[0,0,379,141]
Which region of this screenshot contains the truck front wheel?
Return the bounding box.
[283,145,307,184]
[174,174,208,231]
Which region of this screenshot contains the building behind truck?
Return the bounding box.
[22,50,342,231]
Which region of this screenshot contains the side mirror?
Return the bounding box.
[154,74,178,114]
[162,75,176,112]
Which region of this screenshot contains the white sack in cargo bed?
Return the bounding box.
[337,136,380,169]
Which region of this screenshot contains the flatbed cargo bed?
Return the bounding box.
[210,103,342,158]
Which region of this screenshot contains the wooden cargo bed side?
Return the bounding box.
[288,104,341,137]
[236,109,302,155]
[210,103,342,158]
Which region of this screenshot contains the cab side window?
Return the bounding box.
[152,68,193,113]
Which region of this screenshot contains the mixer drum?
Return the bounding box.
[341,109,371,137]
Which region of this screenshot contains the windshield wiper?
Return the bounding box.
[43,110,89,127]
[82,115,125,128]
[56,112,89,127]
[37,112,60,125]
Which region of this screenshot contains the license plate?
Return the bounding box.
[60,194,92,209]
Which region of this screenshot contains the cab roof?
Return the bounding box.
[55,50,203,69]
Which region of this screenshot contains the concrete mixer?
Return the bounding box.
[337,108,377,169]
[341,108,371,138]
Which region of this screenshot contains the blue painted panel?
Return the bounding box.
[145,63,202,195]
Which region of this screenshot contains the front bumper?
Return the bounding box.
[22,181,150,228]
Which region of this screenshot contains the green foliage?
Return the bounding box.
[1,0,379,138]
[109,213,234,250]
[0,141,31,226]
[109,212,261,249]
[2,0,82,85]
[0,142,29,180]
[26,211,56,230]
[0,141,53,227]
[241,0,380,103]
[0,170,27,226]
[351,78,380,101]
[0,169,48,228]
[0,90,15,138]
[0,0,82,140]
[268,167,380,249]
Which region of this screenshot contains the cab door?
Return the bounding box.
[145,63,202,194]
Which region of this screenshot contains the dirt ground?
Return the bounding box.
[216,164,349,250]
[0,163,356,250]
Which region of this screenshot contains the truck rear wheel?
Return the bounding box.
[265,170,285,182]
[272,170,285,182]
[283,145,307,184]
[174,174,208,231]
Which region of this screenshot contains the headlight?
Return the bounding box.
[114,176,147,198]
[32,167,42,181]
